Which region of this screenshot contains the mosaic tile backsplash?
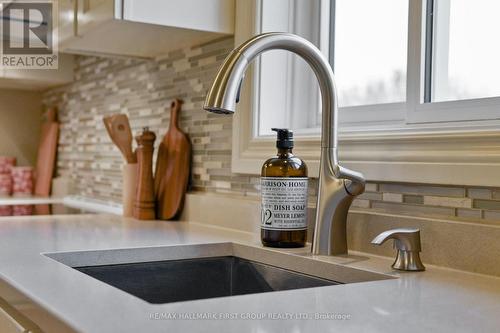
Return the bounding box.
[43,37,500,224]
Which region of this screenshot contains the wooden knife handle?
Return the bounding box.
[133,127,156,220]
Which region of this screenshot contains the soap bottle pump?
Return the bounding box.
[260,128,308,247]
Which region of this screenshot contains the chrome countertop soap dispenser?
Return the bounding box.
[261,128,308,248]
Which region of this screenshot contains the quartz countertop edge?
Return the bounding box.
[0,213,498,333]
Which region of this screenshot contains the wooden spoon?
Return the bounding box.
[103,114,137,163]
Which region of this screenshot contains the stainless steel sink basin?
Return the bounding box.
[75,256,338,304]
[45,242,393,304]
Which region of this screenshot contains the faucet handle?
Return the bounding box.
[334,165,365,196]
[371,228,425,272]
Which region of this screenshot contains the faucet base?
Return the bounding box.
[392,250,426,271]
[312,148,362,256]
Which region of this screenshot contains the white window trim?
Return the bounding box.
[406,0,500,124]
[230,0,500,187]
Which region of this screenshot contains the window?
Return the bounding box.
[428,0,500,102]
[232,0,500,185]
[333,0,408,107]
[255,0,500,134]
[256,0,325,135]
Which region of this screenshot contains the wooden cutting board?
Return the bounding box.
[154,99,191,220]
[34,108,59,197]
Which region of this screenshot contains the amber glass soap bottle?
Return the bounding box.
[261,128,308,248]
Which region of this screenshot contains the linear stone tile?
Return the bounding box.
[456,208,482,220]
[403,194,424,205]
[359,192,383,201]
[482,210,500,222]
[41,36,500,225]
[372,202,456,219]
[382,192,403,203]
[423,196,472,208]
[379,183,465,197]
[352,199,370,209]
[473,199,500,211]
[467,188,492,199]
[43,37,235,202]
[365,183,378,192]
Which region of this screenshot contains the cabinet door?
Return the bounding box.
[0,279,76,333]
[58,0,114,44]
[122,0,235,34]
[57,0,75,43]
[0,297,42,333]
[76,0,114,35]
[16,304,77,333]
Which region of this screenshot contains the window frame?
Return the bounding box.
[254,0,327,137]
[230,0,500,187]
[409,0,500,124]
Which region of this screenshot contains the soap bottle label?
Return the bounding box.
[260,177,308,230]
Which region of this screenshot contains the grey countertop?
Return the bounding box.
[0,213,499,333]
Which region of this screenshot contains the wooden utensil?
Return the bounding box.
[122,163,138,217]
[134,128,156,220]
[34,107,59,197]
[103,114,137,163]
[154,99,191,220]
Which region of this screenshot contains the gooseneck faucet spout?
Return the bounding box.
[204,32,365,255]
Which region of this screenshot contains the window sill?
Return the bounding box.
[232,118,500,187]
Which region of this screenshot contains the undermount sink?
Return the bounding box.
[45,242,393,305]
[75,256,337,304]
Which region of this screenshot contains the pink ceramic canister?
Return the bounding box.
[12,205,33,216]
[0,205,13,216]
[0,156,16,174]
[0,174,12,196]
[11,166,34,195]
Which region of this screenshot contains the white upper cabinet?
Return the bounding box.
[122,0,234,34]
[0,0,234,90]
[57,0,235,58]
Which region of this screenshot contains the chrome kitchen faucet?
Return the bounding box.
[204,32,365,255]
